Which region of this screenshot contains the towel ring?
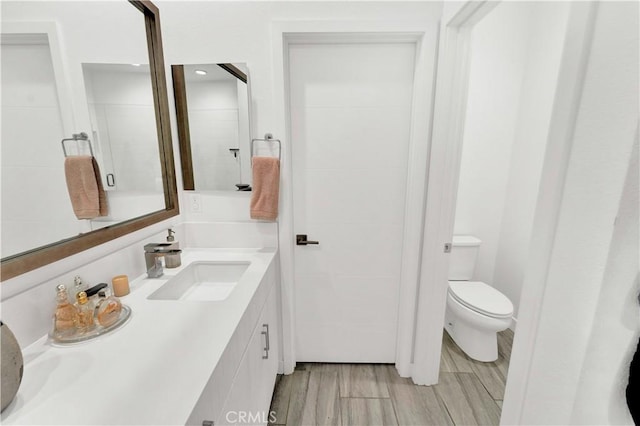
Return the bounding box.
[62,132,94,157]
[251,133,281,162]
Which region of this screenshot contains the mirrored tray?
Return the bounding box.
[49,305,131,345]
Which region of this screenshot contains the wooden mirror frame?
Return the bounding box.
[171,63,248,191]
[0,0,179,281]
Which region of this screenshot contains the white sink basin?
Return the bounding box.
[148,261,250,302]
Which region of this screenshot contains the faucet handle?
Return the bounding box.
[144,242,173,252]
[144,243,158,252]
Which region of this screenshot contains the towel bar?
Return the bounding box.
[62,132,94,157]
[251,133,281,162]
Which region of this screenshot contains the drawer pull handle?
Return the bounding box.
[261,324,269,359]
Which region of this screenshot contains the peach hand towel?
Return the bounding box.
[250,157,280,220]
[64,156,108,219]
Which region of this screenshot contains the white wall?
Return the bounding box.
[454,2,569,319]
[503,1,639,423]
[1,1,149,131]
[453,2,531,284]
[0,40,77,257]
[493,2,570,318]
[571,133,638,425]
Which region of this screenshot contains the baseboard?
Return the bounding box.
[282,359,296,375]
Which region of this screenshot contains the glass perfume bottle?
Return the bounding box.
[53,284,78,339]
[85,282,108,312]
[72,276,87,298]
[95,291,122,327]
[74,291,94,332]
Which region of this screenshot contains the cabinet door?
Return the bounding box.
[254,285,279,415]
[217,339,255,425]
[217,284,279,426]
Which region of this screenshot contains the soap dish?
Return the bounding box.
[49,305,132,345]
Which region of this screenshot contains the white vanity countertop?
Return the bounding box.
[1,248,277,426]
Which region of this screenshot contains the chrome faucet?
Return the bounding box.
[144,243,174,278]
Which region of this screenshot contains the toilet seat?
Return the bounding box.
[448,281,513,319]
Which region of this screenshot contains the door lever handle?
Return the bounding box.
[296,234,319,245]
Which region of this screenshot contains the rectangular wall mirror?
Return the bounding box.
[172,63,252,191]
[0,1,178,281]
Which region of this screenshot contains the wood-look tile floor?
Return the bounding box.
[269,329,514,426]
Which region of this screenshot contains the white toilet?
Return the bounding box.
[444,235,513,362]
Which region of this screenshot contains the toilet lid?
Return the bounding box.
[448,281,513,318]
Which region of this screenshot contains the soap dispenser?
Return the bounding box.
[165,228,182,268]
[166,228,178,248]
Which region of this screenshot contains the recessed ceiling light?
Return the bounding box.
[195,69,207,76]
[131,63,141,67]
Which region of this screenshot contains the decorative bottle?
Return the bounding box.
[53,284,78,339]
[74,291,94,332]
[69,275,87,300]
[95,291,123,327]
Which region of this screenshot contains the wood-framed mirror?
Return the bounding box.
[0,0,179,281]
[171,63,253,191]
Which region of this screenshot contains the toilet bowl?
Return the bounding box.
[444,281,513,362]
[444,236,514,362]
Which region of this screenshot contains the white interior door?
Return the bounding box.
[289,42,416,362]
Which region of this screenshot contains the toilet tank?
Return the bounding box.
[448,235,482,280]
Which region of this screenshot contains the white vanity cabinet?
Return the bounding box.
[216,283,279,425]
[187,268,279,426]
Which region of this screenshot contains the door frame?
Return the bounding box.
[416,1,598,422]
[271,20,439,377]
[1,21,75,137]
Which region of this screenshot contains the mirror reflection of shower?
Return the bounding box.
[229,148,250,191]
[182,63,252,191]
